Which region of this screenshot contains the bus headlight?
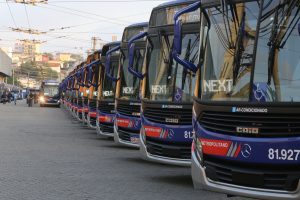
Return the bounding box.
[194,138,203,165]
[140,126,146,143]
[39,96,45,103]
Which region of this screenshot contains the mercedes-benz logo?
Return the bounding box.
[241,144,252,158]
[167,129,175,139]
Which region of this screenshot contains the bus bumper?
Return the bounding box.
[87,112,97,129]
[191,149,300,200]
[96,117,114,138]
[76,109,84,122]
[113,121,139,148]
[139,132,190,166]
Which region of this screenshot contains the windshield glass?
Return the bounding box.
[101,60,119,100]
[43,86,59,97]
[145,33,199,102]
[119,48,145,100]
[199,1,300,102]
[254,1,300,102]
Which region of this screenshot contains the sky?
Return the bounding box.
[0,0,168,56]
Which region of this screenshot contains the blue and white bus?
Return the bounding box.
[96,41,121,137]
[176,0,300,199]
[39,80,60,107]
[114,22,148,148]
[139,0,200,166]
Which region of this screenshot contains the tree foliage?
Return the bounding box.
[20,61,59,81]
[7,76,22,87]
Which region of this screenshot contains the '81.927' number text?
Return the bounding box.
[268,148,300,161]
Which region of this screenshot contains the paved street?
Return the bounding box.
[0,101,247,200]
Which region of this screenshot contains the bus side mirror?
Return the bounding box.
[105,45,120,82]
[76,67,85,87]
[81,67,86,87]
[128,31,147,80]
[87,59,101,88]
[172,1,201,73]
[174,19,182,55]
[298,23,300,36]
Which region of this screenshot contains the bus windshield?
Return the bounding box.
[198,0,300,103]
[145,33,199,102]
[102,61,119,100]
[119,49,145,100]
[43,86,59,97]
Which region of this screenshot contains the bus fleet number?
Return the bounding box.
[184,131,193,139]
[268,148,300,161]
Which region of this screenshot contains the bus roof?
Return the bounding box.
[155,0,198,10]
[42,80,59,83]
[103,41,121,48]
[94,49,102,54]
[201,0,248,8]
[127,22,148,29]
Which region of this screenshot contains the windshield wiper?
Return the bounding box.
[158,30,170,64]
[267,6,280,84]
[181,39,192,91]
[232,11,246,85]
[120,48,126,60]
[132,49,142,86]
[267,1,300,84]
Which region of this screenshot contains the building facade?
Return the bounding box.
[0,48,12,82]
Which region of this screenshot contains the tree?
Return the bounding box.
[71,53,83,62]
[6,76,23,87]
[19,61,59,81]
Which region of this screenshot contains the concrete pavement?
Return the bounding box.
[0,100,248,200]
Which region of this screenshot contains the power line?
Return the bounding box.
[0,0,167,3]
[50,0,166,2]
[46,3,128,25]
[24,4,31,29]
[6,1,22,38]
[6,2,18,27]
[36,4,107,22]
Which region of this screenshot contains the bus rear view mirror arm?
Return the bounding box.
[87,59,101,86]
[105,45,121,82]
[127,31,148,79]
[173,1,201,73]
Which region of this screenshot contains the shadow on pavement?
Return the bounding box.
[120,157,186,168]
[149,174,193,188]
[100,144,137,151]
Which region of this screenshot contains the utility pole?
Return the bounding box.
[92,37,97,52]
[27,72,30,88]
[12,69,15,86]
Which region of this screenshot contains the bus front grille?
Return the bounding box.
[118,127,139,142]
[100,123,114,134]
[98,101,115,114]
[143,107,192,126]
[199,111,300,137]
[77,98,83,107]
[89,116,97,126]
[82,97,88,107]
[117,103,140,117]
[145,138,191,159]
[89,99,97,111]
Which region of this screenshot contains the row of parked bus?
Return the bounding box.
[59,0,300,199]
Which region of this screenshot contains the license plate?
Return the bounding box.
[130,136,140,144]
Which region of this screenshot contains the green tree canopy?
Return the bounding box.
[20,61,59,81]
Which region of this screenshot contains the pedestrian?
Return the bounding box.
[7,92,12,103]
[13,93,18,105]
[28,92,34,107]
[1,91,7,104]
